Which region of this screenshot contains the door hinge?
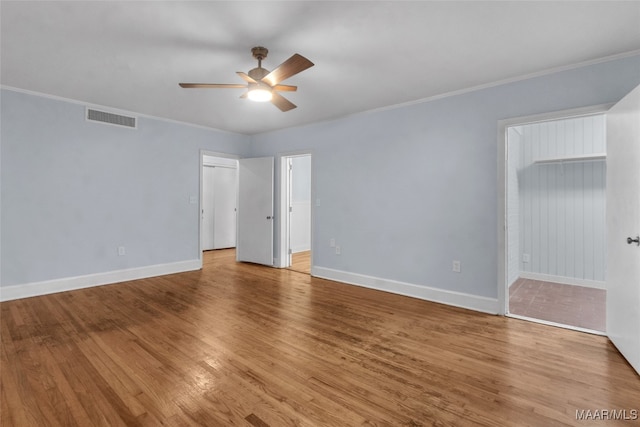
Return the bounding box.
[289,249,293,255]
[289,206,293,212]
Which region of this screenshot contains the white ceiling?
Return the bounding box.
[2,1,640,135]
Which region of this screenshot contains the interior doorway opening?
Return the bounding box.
[281,153,312,274]
[503,111,608,334]
[200,152,239,256]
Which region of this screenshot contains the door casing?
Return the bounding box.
[497,104,613,316]
[199,150,239,264]
[278,151,314,269]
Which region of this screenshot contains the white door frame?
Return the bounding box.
[278,151,314,269]
[199,150,239,265]
[497,104,613,315]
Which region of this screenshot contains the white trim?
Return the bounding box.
[6,51,639,137]
[508,275,519,288]
[0,259,202,302]
[362,50,640,117]
[278,156,292,268]
[278,151,314,269]
[497,104,613,316]
[257,51,640,138]
[507,313,606,336]
[312,266,499,314]
[199,150,240,259]
[0,85,239,135]
[519,272,606,290]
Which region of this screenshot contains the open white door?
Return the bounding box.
[237,157,274,266]
[606,83,640,375]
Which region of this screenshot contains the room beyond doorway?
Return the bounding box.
[509,278,606,333]
[504,112,607,335]
[200,151,239,257]
[288,251,311,275]
[280,153,312,274]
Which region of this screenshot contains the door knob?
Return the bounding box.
[627,236,640,246]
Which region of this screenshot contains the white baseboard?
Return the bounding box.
[519,272,606,289]
[508,275,520,288]
[0,259,202,302]
[311,266,499,314]
[291,246,311,253]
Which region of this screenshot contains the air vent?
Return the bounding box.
[86,108,137,129]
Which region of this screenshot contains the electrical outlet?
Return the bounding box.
[452,260,461,273]
[118,246,126,256]
[335,246,341,255]
[330,238,336,247]
[523,253,530,263]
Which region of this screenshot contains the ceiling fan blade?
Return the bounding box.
[262,54,314,86]
[271,92,297,112]
[179,83,246,89]
[273,84,297,92]
[236,72,257,84]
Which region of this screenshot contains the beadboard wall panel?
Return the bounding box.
[517,115,606,285]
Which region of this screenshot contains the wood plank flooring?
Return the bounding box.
[287,250,311,275]
[2,249,639,426]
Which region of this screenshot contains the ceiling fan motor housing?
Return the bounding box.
[251,46,268,61]
[248,67,269,80]
[250,47,270,80]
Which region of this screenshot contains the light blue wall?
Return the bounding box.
[250,54,640,299]
[1,89,250,287]
[3,55,640,300]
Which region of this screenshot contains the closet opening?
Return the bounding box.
[200,152,239,255]
[504,112,607,334]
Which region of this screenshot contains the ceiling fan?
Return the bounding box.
[179,46,314,112]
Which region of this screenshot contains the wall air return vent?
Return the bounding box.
[86,108,137,129]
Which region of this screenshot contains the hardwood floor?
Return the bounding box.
[2,249,639,426]
[287,250,311,274]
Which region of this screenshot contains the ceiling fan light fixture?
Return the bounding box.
[179,46,313,111]
[247,84,273,102]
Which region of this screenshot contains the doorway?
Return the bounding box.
[501,110,609,334]
[201,153,238,253]
[281,153,312,274]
